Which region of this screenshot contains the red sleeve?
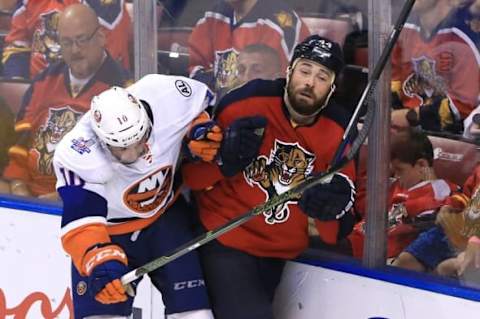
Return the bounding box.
[463,164,480,198]
[448,49,480,118]
[5,3,31,46]
[188,19,214,75]
[3,145,29,181]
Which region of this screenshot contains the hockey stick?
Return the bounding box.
[121,0,416,286]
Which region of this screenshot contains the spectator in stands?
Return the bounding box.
[349,129,457,264]
[0,97,16,193]
[318,0,367,31]
[236,44,282,86]
[188,0,310,96]
[435,163,480,280]
[390,0,480,134]
[2,0,131,79]
[1,3,130,200]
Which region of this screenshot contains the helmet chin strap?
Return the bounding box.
[284,61,336,125]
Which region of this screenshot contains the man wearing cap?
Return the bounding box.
[182,35,357,319]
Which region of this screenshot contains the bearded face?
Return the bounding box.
[287,59,334,116]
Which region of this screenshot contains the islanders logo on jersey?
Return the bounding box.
[32,10,62,65]
[214,48,239,90]
[244,140,315,225]
[123,165,173,214]
[33,106,83,175]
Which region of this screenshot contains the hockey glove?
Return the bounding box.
[219,116,267,177]
[187,112,223,162]
[299,173,355,221]
[82,244,129,304]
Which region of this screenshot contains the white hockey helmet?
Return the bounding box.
[90,86,151,147]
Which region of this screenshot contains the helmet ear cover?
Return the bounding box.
[90,87,151,148]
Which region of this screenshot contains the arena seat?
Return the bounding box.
[301,16,353,46]
[157,27,191,76]
[0,79,31,115]
[354,47,368,68]
[429,135,480,187]
[157,26,191,51]
[356,134,480,189]
[0,10,11,33]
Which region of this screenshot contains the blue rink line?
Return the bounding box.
[298,251,480,302]
[2,194,480,302]
[0,193,62,216]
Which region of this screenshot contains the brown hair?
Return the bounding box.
[390,128,434,166]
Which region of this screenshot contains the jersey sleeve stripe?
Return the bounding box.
[60,216,107,237]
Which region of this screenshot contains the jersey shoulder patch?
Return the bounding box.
[53,114,113,184]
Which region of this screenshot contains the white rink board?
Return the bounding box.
[0,206,153,319]
[274,261,480,319]
[2,205,480,318]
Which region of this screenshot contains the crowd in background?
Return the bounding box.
[1,0,480,288]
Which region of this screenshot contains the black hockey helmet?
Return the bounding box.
[291,35,345,77]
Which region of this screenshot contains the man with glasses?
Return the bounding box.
[2,0,131,79]
[1,3,130,200]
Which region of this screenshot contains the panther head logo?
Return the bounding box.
[32,11,62,63]
[214,49,239,90]
[33,107,83,175]
[245,140,315,224]
[403,56,447,102]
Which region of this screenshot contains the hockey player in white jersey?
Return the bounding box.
[53,74,219,319]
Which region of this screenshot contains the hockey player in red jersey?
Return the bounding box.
[184,35,356,319]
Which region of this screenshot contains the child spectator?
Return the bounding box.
[349,129,458,268]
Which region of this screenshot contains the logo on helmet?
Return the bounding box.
[93,110,102,123]
[127,93,139,105]
[312,47,331,59]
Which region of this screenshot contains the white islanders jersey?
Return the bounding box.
[54,74,212,233]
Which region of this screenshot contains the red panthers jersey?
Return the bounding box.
[349,178,457,258]
[182,79,356,259]
[391,14,480,120]
[3,54,130,196]
[188,0,310,91]
[3,0,131,79]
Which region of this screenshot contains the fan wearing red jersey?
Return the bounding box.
[184,35,356,319]
[349,129,458,272]
[2,0,131,79]
[390,0,480,133]
[2,4,130,200]
[188,0,310,96]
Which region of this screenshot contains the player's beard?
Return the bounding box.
[287,85,324,116]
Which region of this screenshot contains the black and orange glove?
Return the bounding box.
[187,112,223,162]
